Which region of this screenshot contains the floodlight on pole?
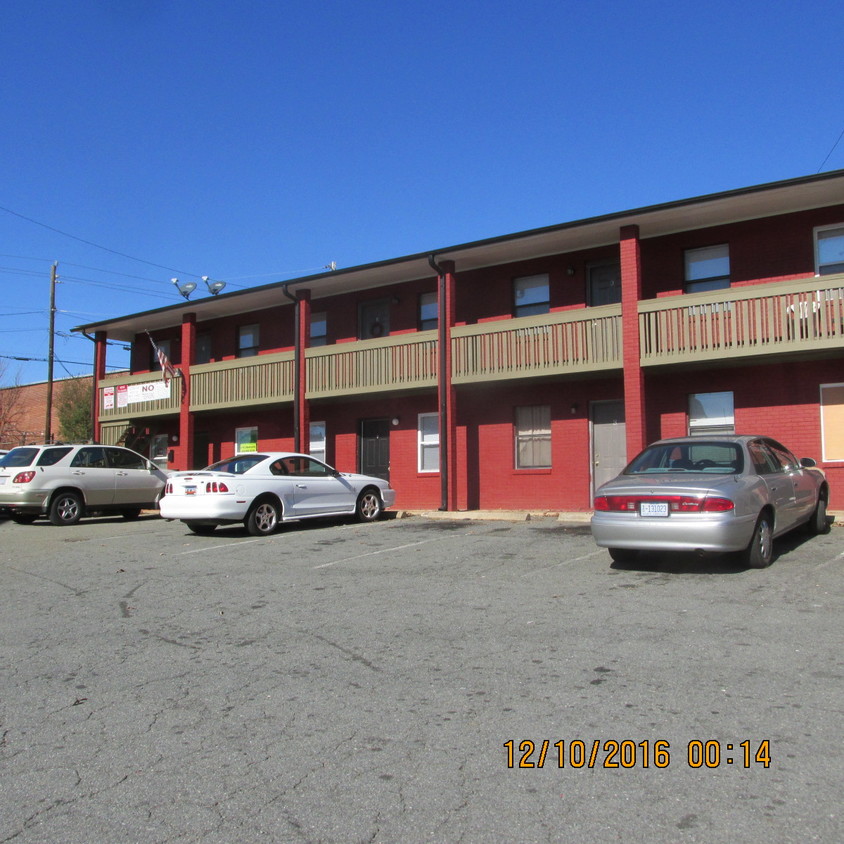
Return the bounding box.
[172,277,197,300]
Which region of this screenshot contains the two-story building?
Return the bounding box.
[74,169,844,511]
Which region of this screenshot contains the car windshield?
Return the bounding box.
[0,447,40,468]
[625,442,743,475]
[204,454,270,474]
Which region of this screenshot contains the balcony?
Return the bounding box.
[639,275,844,366]
[452,305,622,384]
[306,332,438,398]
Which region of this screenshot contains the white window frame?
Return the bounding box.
[418,413,439,473]
[309,421,326,462]
[310,312,327,347]
[235,426,258,453]
[419,292,438,331]
[238,324,260,357]
[515,405,551,469]
[684,245,730,293]
[513,274,550,318]
[814,224,844,276]
[688,392,735,436]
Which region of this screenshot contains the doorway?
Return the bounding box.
[358,299,391,340]
[590,400,626,496]
[359,418,390,481]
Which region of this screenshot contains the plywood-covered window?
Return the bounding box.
[820,383,844,461]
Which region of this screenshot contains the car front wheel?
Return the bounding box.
[807,495,830,535]
[246,499,280,536]
[743,513,773,568]
[49,491,84,526]
[356,489,383,522]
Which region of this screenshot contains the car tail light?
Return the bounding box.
[593,495,734,513]
[205,481,229,493]
[165,481,173,494]
[12,471,36,484]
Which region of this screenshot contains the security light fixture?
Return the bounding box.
[202,276,226,295]
[172,278,197,300]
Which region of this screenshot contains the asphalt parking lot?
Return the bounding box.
[1,512,842,843]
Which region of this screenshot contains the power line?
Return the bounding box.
[0,203,203,278]
[817,125,844,172]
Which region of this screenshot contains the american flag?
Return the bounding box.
[146,332,179,386]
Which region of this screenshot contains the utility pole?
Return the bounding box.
[44,261,58,443]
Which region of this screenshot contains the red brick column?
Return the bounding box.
[296,290,311,454]
[177,313,196,469]
[620,225,647,458]
[438,260,458,510]
[93,331,108,442]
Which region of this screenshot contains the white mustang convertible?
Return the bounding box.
[160,452,396,536]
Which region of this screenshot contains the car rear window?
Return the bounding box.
[0,447,41,468]
[626,442,743,474]
[205,454,269,474]
[37,447,73,466]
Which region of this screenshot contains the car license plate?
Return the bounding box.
[185,486,197,495]
[640,501,669,517]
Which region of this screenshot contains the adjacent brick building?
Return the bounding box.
[73,170,844,511]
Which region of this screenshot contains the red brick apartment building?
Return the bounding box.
[73,171,844,511]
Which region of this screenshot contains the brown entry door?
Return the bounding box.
[591,400,626,496]
[359,418,390,481]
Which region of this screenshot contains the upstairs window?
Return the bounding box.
[513,274,550,318]
[310,312,327,347]
[195,334,212,364]
[151,339,172,370]
[815,225,844,276]
[685,245,730,293]
[419,292,438,331]
[238,324,259,357]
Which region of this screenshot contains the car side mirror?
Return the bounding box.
[799,457,817,468]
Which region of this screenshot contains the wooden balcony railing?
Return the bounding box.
[97,371,183,420]
[451,306,622,384]
[98,278,844,418]
[306,332,438,398]
[189,352,294,410]
[639,275,844,365]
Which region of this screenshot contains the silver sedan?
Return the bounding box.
[160,452,396,536]
[590,436,829,567]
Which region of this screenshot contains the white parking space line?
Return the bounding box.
[522,548,606,574]
[179,538,264,555]
[312,538,442,569]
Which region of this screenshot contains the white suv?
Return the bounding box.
[0,444,168,526]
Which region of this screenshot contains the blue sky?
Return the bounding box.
[2,0,843,385]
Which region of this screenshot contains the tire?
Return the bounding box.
[186,521,217,535]
[355,489,383,522]
[10,513,38,525]
[608,547,638,564]
[743,513,773,568]
[120,509,141,520]
[49,491,84,526]
[806,495,830,536]
[245,499,280,536]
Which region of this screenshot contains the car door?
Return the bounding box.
[747,440,798,533]
[281,456,353,516]
[107,447,163,506]
[69,446,115,507]
[765,439,818,524]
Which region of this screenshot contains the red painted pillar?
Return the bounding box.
[178,313,196,469]
[93,331,107,442]
[620,225,647,458]
[438,260,458,510]
[296,290,311,454]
